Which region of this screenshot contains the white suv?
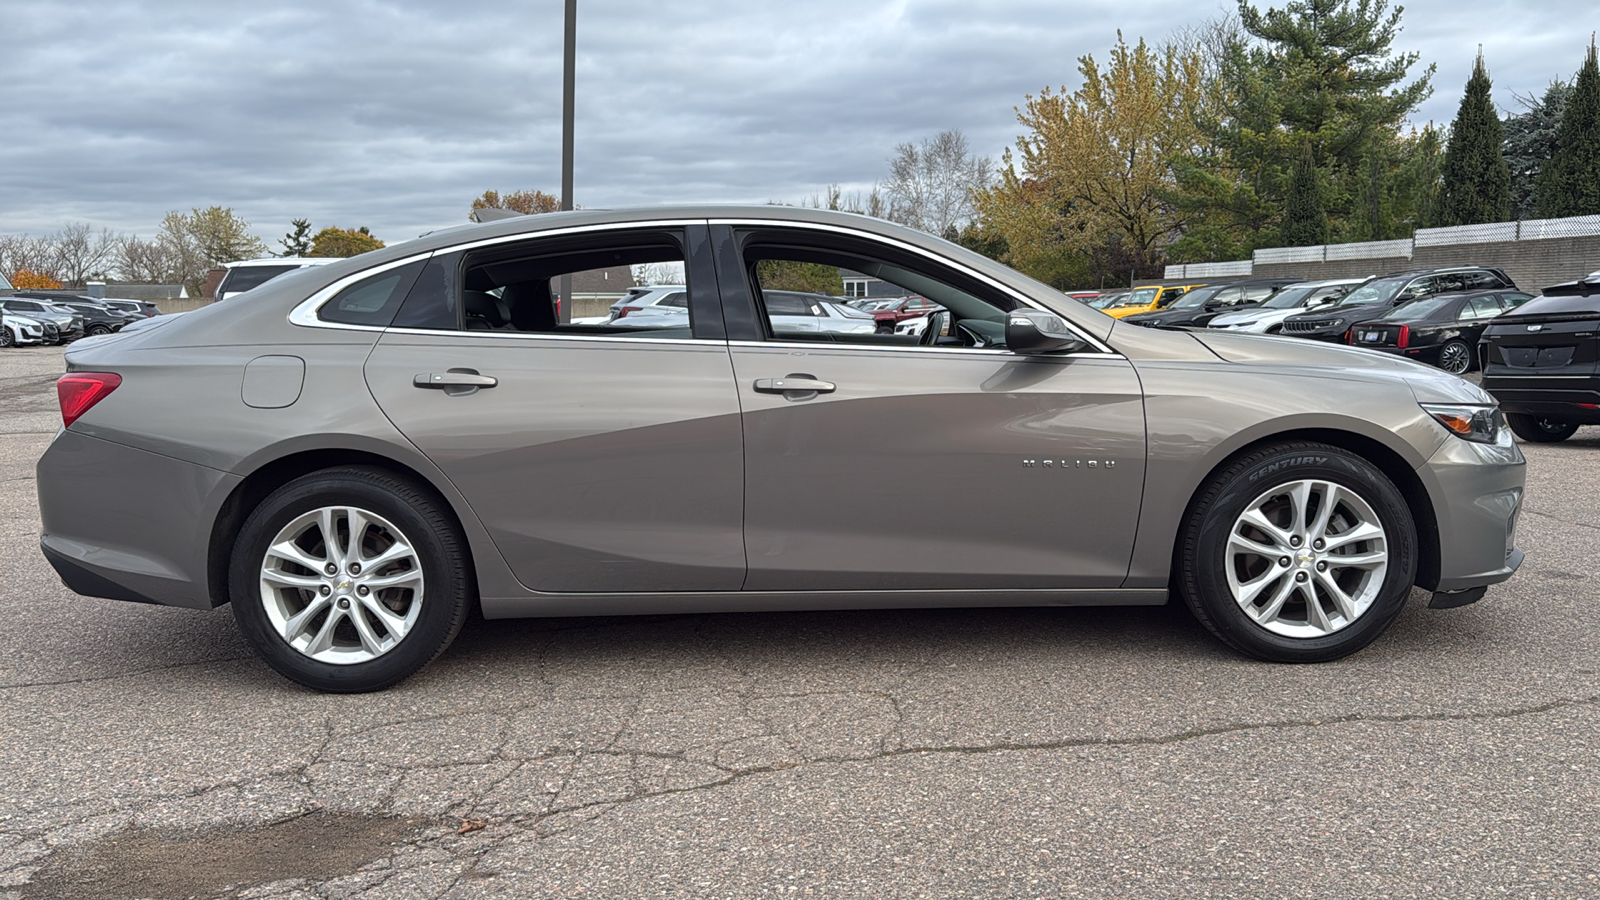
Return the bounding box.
[216,257,341,300]
[606,285,688,321]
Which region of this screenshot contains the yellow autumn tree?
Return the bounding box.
[309,227,385,258]
[977,33,1210,285]
[9,269,63,290]
[471,189,562,216]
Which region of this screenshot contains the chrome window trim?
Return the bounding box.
[289,251,438,329]
[368,327,717,348]
[728,339,1126,360]
[708,217,1118,356]
[289,219,706,332]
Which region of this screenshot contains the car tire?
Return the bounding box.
[1505,413,1579,443]
[1177,441,1417,663]
[229,466,472,692]
[0,327,12,348]
[87,324,111,336]
[1437,340,1472,375]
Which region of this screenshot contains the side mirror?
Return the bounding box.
[1006,309,1087,355]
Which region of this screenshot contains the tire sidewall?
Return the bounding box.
[230,470,468,692]
[1186,445,1418,662]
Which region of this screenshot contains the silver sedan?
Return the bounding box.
[36,206,1525,691]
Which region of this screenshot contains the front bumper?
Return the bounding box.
[1417,429,1526,592]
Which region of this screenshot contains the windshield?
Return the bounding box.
[1258,285,1318,309]
[1111,288,1159,308]
[1169,285,1224,309]
[828,301,873,319]
[1088,293,1126,309]
[1335,277,1407,306]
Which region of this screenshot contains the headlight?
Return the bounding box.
[1421,403,1504,444]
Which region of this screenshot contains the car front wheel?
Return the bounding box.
[0,327,13,348]
[1505,413,1579,443]
[1177,441,1417,662]
[229,467,471,692]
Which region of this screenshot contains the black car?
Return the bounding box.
[1479,271,1600,442]
[1280,267,1515,342]
[1347,289,1534,374]
[1123,277,1306,329]
[101,298,162,318]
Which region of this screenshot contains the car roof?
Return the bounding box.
[222,257,343,269]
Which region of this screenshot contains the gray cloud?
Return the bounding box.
[1,0,1592,249]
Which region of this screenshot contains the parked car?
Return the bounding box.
[1,311,53,347]
[1347,289,1534,374]
[1085,291,1128,310]
[36,298,139,336]
[1478,271,1600,442]
[1208,279,1367,334]
[1101,284,1205,319]
[0,298,80,343]
[1280,267,1515,342]
[216,257,341,300]
[607,291,878,336]
[1124,278,1307,329]
[100,299,162,318]
[36,206,1524,691]
[607,285,688,321]
[868,295,944,332]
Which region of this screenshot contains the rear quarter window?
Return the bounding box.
[317,261,427,327]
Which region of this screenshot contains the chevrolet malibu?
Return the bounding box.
[37,207,1526,692]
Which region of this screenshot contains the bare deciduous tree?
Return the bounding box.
[883,130,993,236]
[52,222,120,288]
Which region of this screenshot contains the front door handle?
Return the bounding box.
[753,376,835,395]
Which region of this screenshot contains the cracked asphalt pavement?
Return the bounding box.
[2,345,1597,898]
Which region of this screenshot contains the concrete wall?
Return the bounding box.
[1205,234,1600,292]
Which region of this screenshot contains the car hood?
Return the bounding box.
[1189,330,1494,405]
[1209,308,1281,326]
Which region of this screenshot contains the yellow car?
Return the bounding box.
[1102,284,1207,319]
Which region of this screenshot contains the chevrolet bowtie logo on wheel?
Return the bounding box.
[1022,459,1116,469]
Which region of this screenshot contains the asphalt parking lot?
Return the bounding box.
[1,344,1597,899]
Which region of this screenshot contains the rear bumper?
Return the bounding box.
[1481,379,1600,424]
[37,430,238,609]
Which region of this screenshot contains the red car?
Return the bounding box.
[865,296,944,332]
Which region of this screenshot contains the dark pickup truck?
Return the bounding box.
[1479,271,1600,442]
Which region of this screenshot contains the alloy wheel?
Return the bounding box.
[1438,341,1471,375]
[258,505,424,664]
[1224,479,1389,638]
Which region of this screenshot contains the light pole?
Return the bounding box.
[558,0,576,323]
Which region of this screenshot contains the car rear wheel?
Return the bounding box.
[1437,340,1472,375]
[230,467,471,692]
[87,324,111,336]
[1177,441,1417,662]
[1505,413,1579,443]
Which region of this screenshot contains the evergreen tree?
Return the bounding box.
[1281,142,1329,245]
[1504,82,1571,219]
[1437,51,1511,226]
[279,218,312,257]
[1538,40,1600,218]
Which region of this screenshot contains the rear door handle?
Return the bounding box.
[754,376,835,394]
[414,372,498,388]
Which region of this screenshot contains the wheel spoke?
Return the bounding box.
[318,507,341,566]
[343,508,370,562]
[1327,550,1386,570]
[1229,532,1283,559]
[1237,568,1286,608]
[1240,508,1292,547]
[282,596,333,641]
[1287,481,1313,535]
[361,569,423,591]
[1324,521,1384,551]
[358,595,413,640]
[361,541,410,570]
[304,606,344,656]
[1307,482,1340,543]
[347,604,389,657]
[1316,570,1360,622]
[1303,582,1333,632]
[267,540,325,574]
[262,570,323,591]
[1251,574,1297,625]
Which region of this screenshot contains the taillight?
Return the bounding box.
[1397,325,1409,349]
[615,305,640,320]
[57,372,121,428]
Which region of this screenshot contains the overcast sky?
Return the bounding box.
[1,0,1592,250]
